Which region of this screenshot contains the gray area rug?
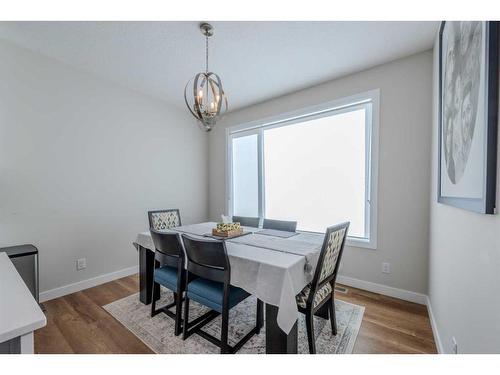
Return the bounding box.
[104,291,364,354]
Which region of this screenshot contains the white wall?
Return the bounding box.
[0,39,208,296]
[428,36,500,353]
[208,50,433,296]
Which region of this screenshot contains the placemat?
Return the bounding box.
[256,229,299,238]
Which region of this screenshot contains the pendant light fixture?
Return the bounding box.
[184,23,228,131]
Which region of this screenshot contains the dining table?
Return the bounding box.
[133,221,326,354]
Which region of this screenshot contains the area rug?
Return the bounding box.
[103,291,364,354]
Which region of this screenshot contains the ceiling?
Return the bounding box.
[0,21,439,111]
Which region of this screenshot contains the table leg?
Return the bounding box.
[139,245,155,305]
[265,303,298,354]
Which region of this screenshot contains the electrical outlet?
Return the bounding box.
[452,337,458,354]
[382,262,391,274]
[76,258,87,271]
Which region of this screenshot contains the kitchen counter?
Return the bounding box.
[0,252,46,353]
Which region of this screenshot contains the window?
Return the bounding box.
[226,90,379,249]
[231,133,259,217]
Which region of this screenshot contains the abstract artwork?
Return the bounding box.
[438,21,498,214]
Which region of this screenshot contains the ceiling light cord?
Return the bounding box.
[205,34,209,73]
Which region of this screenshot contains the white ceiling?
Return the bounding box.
[0,21,439,111]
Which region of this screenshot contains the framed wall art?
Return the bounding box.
[438,21,499,214]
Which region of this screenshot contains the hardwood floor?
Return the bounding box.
[339,287,437,353]
[34,275,437,354]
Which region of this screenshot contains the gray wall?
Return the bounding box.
[428,35,500,353]
[0,40,208,294]
[208,50,433,295]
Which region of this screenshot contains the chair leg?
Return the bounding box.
[174,292,183,336]
[329,298,337,336]
[150,282,160,317]
[220,308,230,354]
[256,299,263,334]
[305,311,316,354]
[182,297,190,340]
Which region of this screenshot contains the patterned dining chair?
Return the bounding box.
[295,221,350,354]
[148,209,181,231]
[232,215,260,228]
[263,218,297,232]
[181,234,263,354]
[150,229,186,336]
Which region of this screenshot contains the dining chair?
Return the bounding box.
[148,209,181,231]
[262,218,297,232]
[150,229,185,336]
[295,221,350,354]
[232,215,260,228]
[181,234,263,354]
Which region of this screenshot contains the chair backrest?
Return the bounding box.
[181,234,230,283]
[310,222,350,294]
[148,209,181,230]
[262,218,297,232]
[150,229,184,268]
[232,216,260,228]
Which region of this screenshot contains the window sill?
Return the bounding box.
[298,230,377,250]
[346,237,377,250]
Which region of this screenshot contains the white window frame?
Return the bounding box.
[225,89,379,250]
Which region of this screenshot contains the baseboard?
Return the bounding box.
[336,275,427,305]
[426,296,444,353]
[39,265,139,303]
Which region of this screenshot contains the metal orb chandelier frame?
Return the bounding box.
[184,23,228,131]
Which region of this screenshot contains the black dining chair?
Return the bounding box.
[148,209,181,231]
[263,218,297,232]
[150,229,186,336]
[295,222,350,354]
[181,234,263,354]
[232,215,260,228]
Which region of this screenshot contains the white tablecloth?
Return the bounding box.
[133,222,324,333]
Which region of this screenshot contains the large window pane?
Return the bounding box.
[263,108,366,237]
[232,134,259,217]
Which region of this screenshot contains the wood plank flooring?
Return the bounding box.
[34,274,437,354]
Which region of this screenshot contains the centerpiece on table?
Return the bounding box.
[212,222,243,238]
